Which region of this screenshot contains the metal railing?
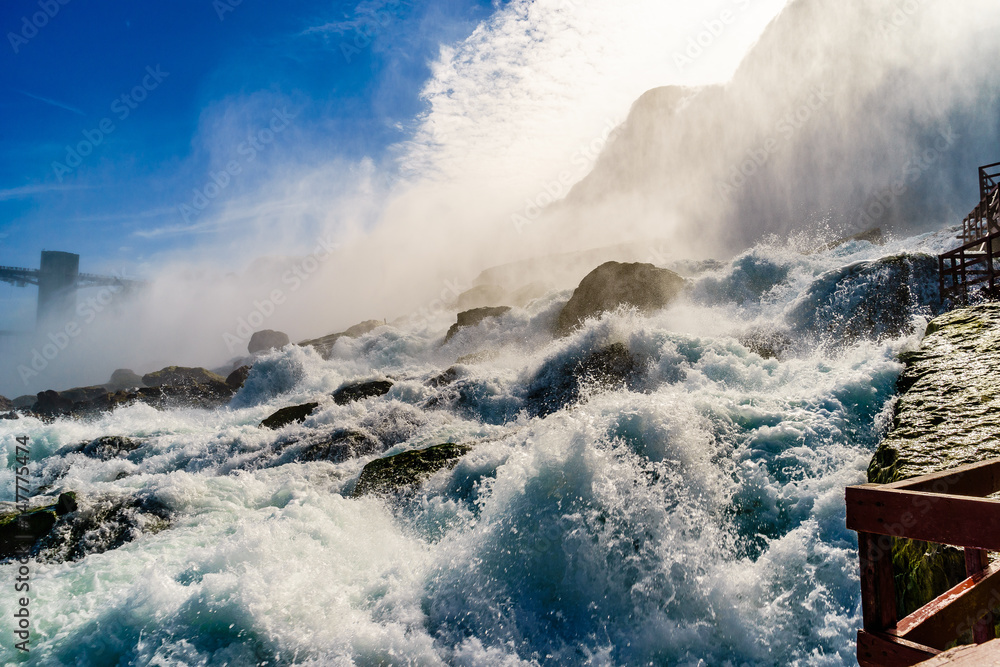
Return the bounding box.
[847,458,1000,666]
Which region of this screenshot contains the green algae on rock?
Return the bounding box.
[352,443,472,497]
[868,303,1000,619]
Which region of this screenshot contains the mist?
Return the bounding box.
[3,0,999,400]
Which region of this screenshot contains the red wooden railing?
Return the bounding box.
[846,458,1000,666]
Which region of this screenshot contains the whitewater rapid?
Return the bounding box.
[0,227,961,666]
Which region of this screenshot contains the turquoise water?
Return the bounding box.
[0,228,958,665]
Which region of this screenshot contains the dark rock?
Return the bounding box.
[59,385,110,404]
[0,412,16,421]
[31,493,171,564]
[526,342,639,418]
[738,328,794,360]
[142,366,228,388]
[248,329,290,354]
[445,306,511,342]
[352,443,473,497]
[226,365,252,390]
[105,368,144,391]
[298,429,383,463]
[427,367,459,388]
[332,380,393,405]
[0,395,11,411]
[32,390,75,417]
[260,402,319,430]
[0,506,57,559]
[787,253,941,343]
[82,436,141,461]
[299,320,385,359]
[456,284,507,310]
[56,492,77,515]
[556,262,686,335]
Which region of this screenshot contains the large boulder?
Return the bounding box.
[260,402,319,430]
[32,390,75,418]
[248,330,290,354]
[525,342,640,418]
[556,262,686,335]
[12,395,35,409]
[105,369,144,391]
[445,306,511,342]
[0,395,12,412]
[59,436,142,461]
[352,443,473,497]
[299,320,385,359]
[297,429,384,463]
[332,380,393,405]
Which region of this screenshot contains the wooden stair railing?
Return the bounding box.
[847,458,1000,666]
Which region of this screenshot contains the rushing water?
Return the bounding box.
[0,227,961,666]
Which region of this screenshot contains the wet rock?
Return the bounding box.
[62,436,142,461]
[0,395,11,411]
[456,284,507,310]
[787,253,940,343]
[556,261,685,335]
[867,304,1000,618]
[352,443,473,497]
[297,429,383,463]
[260,402,319,430]
[738,328,793,360]
[299,320,385,359]
[105,368,144,391]
[32,493,171,564]
[445,307,511,342]
[0,492,79,559]
[332,380,393,405]
[226,365,252,390]
[142,366,228,388]
[32,390,75,418]
[12,395,35,409]
[456,350,498,365]
[427,367,459,388]
[248,329,290,354]
[526,342,640,418]
[60,386,110,404]
[823,226,886,251]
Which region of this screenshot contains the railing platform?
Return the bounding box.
[940,163,1000,304]
[847,457,1000,666]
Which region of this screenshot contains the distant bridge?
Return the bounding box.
[0,251,147,328]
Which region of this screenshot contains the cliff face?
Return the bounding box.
[869,303,1000,619]
[543,0,1000,256]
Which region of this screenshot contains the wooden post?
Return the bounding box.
[965,548,995,644]
[859,531,898,632]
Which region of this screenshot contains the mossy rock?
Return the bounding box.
[260,402,319,429]
[0,492,78,560]
[352,443,472,497]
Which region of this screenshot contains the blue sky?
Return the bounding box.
[0,0,496,275]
